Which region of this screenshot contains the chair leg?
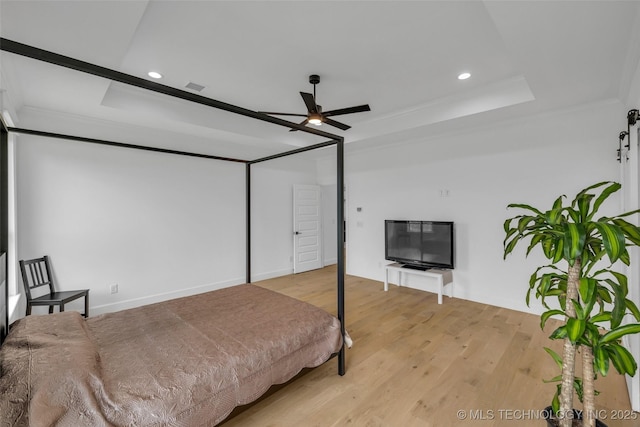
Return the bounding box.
[26,303,32,316]
[84,294,89,318]
[60,303,65,312]
[49,305,54,314]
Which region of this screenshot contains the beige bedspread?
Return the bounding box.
[0,284,343,426]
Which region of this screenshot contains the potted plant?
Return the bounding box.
[503,181,640,427]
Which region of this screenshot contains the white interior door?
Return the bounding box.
[293,184,322,273]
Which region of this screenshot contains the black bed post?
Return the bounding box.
[0,117,8,344]
[337,137,346,376]
[246,163,251,284]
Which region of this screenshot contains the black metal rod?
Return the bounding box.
[246,163,251,284]
[0,38,342,141]
[250,140,339,164]
[1,118,8,344]
[8,127,248,163]
[337,138,346,376]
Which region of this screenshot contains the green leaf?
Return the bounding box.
[572,299,586,320]
[576,192,595,221]
[546,199,565,225]
[517,215,536,233]
[589,182,621,220]
[610,271,629,297]
[551,385,561,414]
[626,298,640,322]
[503,217,514,233]
[566,318,586,343]
[590,312,612,323]
[611,282,626,329]
[552,237,564,263]
[597,287,612,304]
[541,310,565,329]
[543,374,563,383]
[525,233,545,256]
[584,323,600,343]
[612,218,640,246]
[567,207,581,224]
[538,274,552,297]
[507,203,544,216]
[542,236,554,259]
[594,345,609,376]
[605,343,637,376]
[578,278,596,307]
[503,235,520,259]
[503,225,518,241]
[620,250,631,266]
[594,222,626,264]
[563,223,586,264]
[544,347,564,370]
[583,249,606,276]
[601,323,640,344]
[611,208,640,221]
[549,325,568,340]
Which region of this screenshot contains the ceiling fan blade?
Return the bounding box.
[324,117,351,131]
[289,119,309,132]
[258,111,308,117]
[300,92,318,114]
[323,104,371,117]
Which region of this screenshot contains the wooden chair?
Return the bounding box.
[19,256,89,317]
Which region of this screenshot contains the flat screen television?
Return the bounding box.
[385,220,454,270]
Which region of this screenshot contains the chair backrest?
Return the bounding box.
[19,256,55,300]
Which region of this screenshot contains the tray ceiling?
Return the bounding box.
[1,1,639,159]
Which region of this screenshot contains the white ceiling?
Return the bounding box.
[1,0,640,160]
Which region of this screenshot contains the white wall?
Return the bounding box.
[16,135,247,315]
[345,100,625,314]
[15,130,339,318]
[321,184,338,266]
[250,154,318,281]
[317,150,339,266]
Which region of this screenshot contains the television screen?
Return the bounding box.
[385,220,454,269]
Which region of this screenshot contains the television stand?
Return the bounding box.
[400,264,429,271]
[384,262,453,304]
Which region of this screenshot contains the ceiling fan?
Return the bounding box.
[259,74,371,131]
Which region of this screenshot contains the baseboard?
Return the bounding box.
[90,277,245,316]
[249,268,293,283]
[89,267,312,316]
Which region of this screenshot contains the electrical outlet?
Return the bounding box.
[110,284,118,294]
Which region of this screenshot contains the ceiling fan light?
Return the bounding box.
[308,114,323,125]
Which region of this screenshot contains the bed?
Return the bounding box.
[0,37,347,375]
[0,284,343,426]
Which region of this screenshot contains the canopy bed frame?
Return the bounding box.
[0,38,346,378]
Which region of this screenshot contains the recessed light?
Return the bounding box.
[458,72,471,80]
[148,71,163,79]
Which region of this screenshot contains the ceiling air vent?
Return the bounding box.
[185,82,205,92]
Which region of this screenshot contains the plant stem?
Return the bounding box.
[559,260,581,427]
[582,346,596,427]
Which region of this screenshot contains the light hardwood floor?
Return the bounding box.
[222,266,635,427]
